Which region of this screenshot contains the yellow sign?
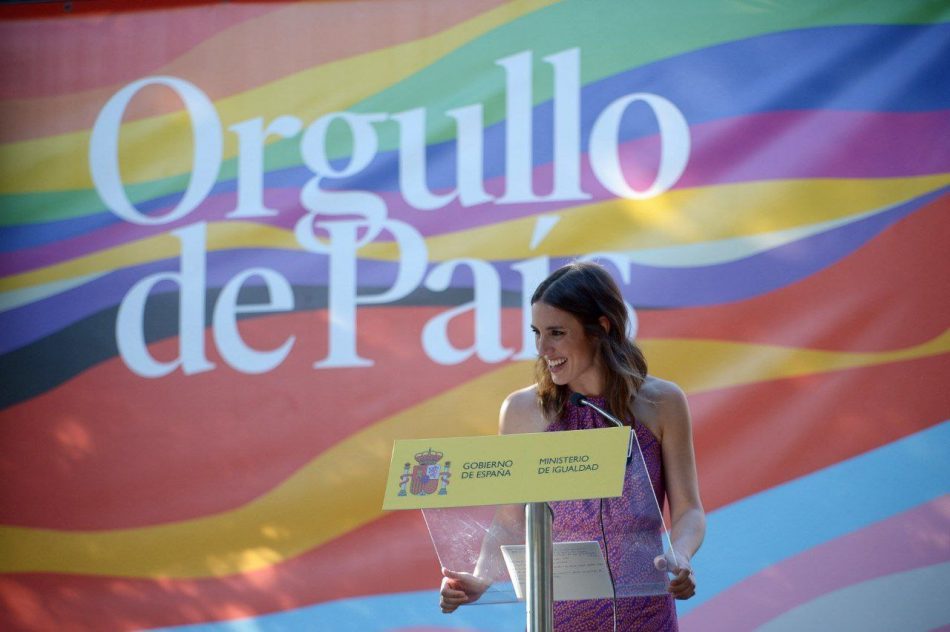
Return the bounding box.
[382,427,630,510]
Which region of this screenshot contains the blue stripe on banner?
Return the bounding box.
[149,421,949,630]
[677,419,950,616]
[147,591,524,632]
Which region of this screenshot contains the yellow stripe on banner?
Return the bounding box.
[2,175,946,293]
[1,330,948,578]
[0,361,530,578]
[641,328,950,395]
[0,0,558,194]
[624,203,892,268]
[360,175,950,261]
[0,272,107,313]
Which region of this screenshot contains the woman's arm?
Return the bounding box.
[642,378,706,599]
[440,387,543,613]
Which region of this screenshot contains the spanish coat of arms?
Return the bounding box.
[398,447,451,496]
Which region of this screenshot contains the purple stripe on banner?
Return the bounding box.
[4,108,949,275]
[2,188,940,354]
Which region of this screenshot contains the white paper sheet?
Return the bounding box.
[500,541,615,601]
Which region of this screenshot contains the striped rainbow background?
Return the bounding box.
[1,1,948,630]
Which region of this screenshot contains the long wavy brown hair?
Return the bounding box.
[532,261,648,425]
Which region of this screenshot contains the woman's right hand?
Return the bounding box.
[439,567,490,613]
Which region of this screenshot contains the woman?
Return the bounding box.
[439,262,705,630]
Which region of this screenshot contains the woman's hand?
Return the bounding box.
[439,567,490,613]
[654,551,696,600]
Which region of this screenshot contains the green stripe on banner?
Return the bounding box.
[348,0,950,147]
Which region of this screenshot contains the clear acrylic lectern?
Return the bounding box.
[423,433,675,631]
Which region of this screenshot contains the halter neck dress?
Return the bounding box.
[545,396,677,631]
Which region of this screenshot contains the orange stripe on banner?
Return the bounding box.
[690,352,950,513]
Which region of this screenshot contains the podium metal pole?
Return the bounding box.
[525,501,553,632]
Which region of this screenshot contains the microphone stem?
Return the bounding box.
[581,400,625,428]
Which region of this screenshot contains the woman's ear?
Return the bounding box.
[599,316,610,334]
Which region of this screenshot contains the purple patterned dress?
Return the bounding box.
[546,396,677,631]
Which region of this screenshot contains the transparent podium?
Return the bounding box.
[421,434,675,629]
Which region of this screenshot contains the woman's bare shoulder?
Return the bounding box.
[499,385,547,434]
[639,375,688,406]
[633,376,690,439]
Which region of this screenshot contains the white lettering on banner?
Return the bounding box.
[422,258,512,365]
[296,111,390,250]
[392,108,463,210]
[115,223,215,377]
[212,268,296,374]
[116,223,298,377]
[589,93,691,199]
[445,103,494,207]
[90,76,222,226]
[496,50,534,203]
[92,47,690,377]
[227,116,304,219]
[543,48,588,202]
[305,219,428,369]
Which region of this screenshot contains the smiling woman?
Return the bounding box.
[529,262,648,425]
[439,261,706,630]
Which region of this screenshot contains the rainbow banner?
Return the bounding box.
[1,1,948,630]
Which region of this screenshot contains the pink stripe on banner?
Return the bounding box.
[680,495,950,631]
[678,109,950,188]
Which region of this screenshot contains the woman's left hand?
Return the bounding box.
[667,564,696,599]
[655,551,696,600]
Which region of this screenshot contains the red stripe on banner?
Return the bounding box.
[0,2,281,98]
[691,352,950,514]
[0,509,439,632]
[640,191,950,352]
[0,0,253,19]
[0,0,510,141]
[0,306,524,530]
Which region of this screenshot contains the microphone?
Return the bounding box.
[569,393,625,428]
[570,392,633,461]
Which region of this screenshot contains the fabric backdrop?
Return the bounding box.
[1,1,948,630]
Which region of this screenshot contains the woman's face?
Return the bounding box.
[531,301,603,395]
